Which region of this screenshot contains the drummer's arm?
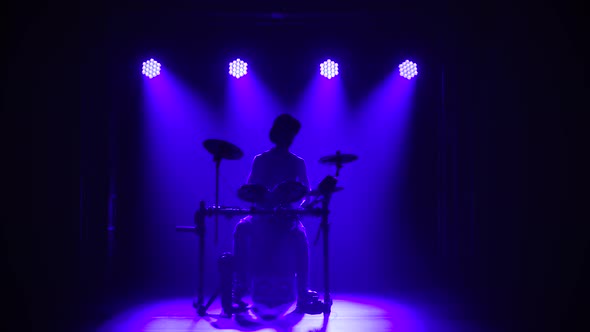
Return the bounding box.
[298,159,310,191]
[247,156,262,185]
[298,159,312,209]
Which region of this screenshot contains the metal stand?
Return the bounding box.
[334,150,343,177]
[195,252,235,318]
[177,202,333,316]
[174,148,358,317]
[320,194,333,313]
[195,201,207,315]
[186,203,234,316]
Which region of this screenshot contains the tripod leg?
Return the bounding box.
[196,252,235,317]
[219,252,234,317]
[199,288,220,316]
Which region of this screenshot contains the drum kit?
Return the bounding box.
[176,138,358,319]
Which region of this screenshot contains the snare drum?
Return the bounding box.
[270,180,308,206]
[237,183,269,204]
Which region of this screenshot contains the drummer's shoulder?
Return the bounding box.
[255,151,271,159]
[290,152,305,162]
[252,151,270,162]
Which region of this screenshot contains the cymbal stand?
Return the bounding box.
[313,155,346,315]
[334,150,343,177]
[312,190,337,314]
[319,191,333,314]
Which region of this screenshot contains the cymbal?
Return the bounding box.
[319,152,358,165]
[203,139,244,160]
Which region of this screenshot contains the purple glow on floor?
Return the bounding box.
[96,295,434,331]
[97,294,495,331]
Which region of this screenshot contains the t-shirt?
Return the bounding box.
[247,147,309,191]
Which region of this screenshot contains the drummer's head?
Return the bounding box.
[270,114,301,148]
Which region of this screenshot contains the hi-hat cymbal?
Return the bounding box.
[203,139,244,160]
[319,152,358,165]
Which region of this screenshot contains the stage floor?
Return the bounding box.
[96,294,496,332]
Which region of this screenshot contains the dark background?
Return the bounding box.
[17,1,587,331]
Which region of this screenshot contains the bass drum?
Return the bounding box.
[250,276,296,320]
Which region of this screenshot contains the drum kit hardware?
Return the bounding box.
[308,186,344,197]
[237,180,309,208]
[202,139,244,244]
[176,138,358,319]
[319,150,358,177]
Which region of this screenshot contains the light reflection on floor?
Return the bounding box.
[97,294,492,332]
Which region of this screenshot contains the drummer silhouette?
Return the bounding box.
[233,114,319,315]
